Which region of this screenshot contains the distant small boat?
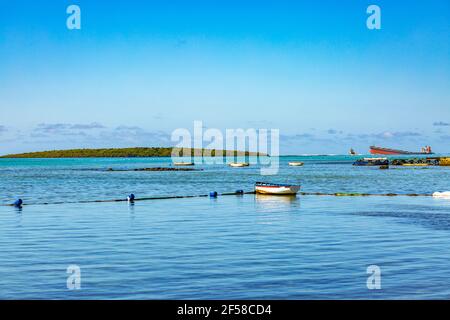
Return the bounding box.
[349,148,357,155]
[229,162,249,167]
[173,162,194,166]
[288,162,304,166]
[433,191,450,198]
[255,182,301,195]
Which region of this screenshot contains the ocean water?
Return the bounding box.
[0,156,450,299]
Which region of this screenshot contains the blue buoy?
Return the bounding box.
[209,191,218,198]
[14,199,23,207]
[127,194,135,202]
[236,190,244,195]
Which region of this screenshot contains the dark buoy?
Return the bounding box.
[14,199,23,207]
[127,194,135,202]
[236,190,244,195]
[209,191,218,198]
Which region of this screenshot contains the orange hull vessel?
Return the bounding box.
[369,146,433,155]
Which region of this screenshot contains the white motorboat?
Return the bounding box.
[229,162,250,167]
[173,162,195,166]
[255,182,301,195]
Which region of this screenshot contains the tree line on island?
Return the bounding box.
[1,147,266,158]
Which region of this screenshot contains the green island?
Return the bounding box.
[1,147,266,158]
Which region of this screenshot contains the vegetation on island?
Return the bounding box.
[1,147,266,158]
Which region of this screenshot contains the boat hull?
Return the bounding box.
[229,163,249,167]
[370,146,433,155]
[173,162,194,166]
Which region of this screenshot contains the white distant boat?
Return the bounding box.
[173,162,194,166]
[255,182,301,195]
[229,162,249,167]
[288,162,304,166]
[433,191,450,198]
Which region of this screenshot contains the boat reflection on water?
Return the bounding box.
[254,193,300,212]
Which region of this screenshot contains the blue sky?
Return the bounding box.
[0,0,449,155]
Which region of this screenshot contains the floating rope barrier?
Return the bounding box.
[1,191,254,207]
[1,190,443,208]
[299,192,433,197]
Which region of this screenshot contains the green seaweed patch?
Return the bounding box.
[334,192,369,197]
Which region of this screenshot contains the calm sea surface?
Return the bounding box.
[1,156,450,299]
